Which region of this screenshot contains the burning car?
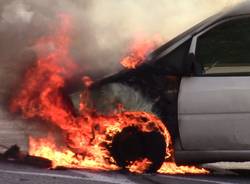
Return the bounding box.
[81,1,250,167]
[10,1,250,175]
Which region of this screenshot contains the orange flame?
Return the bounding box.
[158,162,209,175]
[120,35,163,69]
[10,14,208,175]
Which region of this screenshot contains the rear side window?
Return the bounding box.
[196,17,250,75]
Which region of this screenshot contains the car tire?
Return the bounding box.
[90,83,168,173]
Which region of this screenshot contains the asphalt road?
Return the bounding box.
[1,161,250,184]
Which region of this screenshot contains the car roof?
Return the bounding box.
[149,1,250,61]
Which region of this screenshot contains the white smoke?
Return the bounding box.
[1,1,33,25]
[88,0,241,46]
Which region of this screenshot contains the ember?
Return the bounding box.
[9,13,208,174]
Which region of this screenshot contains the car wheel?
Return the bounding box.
[90,83,169,173]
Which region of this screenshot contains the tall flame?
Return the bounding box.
[10,14,208,175]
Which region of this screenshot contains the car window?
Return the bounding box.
[196,17,250,76]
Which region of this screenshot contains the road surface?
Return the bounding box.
[1,160,250,184]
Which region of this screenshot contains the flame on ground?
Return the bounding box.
[10,13,208,175]
[158,162,209,175]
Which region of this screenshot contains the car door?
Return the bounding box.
[178,16,250,151]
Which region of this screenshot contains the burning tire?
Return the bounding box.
[110,126,166,173]
[90,83,171,173]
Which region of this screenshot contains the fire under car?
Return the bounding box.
[69,1,250,168]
